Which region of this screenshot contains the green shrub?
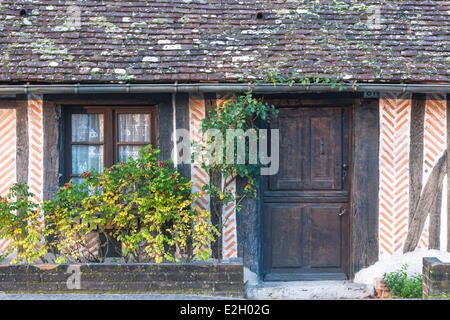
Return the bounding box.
[0,145,218,265]
[0,183,47,264]
[44,145,218,263]
[383,264,423,298]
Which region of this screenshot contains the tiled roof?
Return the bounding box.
[0,0,449,83]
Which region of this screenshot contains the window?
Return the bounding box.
[65,106,157,182]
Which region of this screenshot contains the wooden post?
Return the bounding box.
[429,186,442,249]
[409,94,425,222]
[174,93,191,179]
[351,99,379,273]
[15,96,29,184]
[43,100,61,200]
[404,152,447,252]
[447,95,450,252]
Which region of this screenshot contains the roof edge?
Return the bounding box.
[0,83,449,95]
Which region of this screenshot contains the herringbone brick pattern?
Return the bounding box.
[379,92,412,257]
[216,93,238,260]
[27,94,44,203]
[0,109,17,257]
[419,94,447,249]
[0,109,16,197]
[189,93,211,213]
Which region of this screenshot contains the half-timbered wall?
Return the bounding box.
[2,92,449,270]
[379,93,448,259]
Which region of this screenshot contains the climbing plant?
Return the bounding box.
[201,92,278,184]
[198,71,349,254]
[198,90,278,245]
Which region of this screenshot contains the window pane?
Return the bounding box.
[72,145,104,174]
[118,114,150,142]
[118,145,142,162]
[72,114,104,142]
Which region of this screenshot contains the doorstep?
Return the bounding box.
[245,280,374,300]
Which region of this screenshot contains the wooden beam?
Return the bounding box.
[409,94,426,223]
[15,96,29,184]
[404,151,447,253]
[174,93,191,179]
[429,184,442,249]
[448,94,450,252]
[351,99,379,274]
[157,96,173,161]
[43,99,61,200]
[45,93,170,105]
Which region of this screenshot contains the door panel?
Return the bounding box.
[310,114,342,190]
[307,205,342,268]
[270,205,303,268]
[263,106,351,281]
[269,108,345,192]
[270,113,305,190]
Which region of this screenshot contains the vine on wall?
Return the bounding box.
[198,90,279,246]
[198,72,349,252]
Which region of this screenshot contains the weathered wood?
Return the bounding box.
[351,99,380,274]
[263,106,351,280]
[429,183,442,249]
[157,96,174,161]
[409,94,426,223]
[174,93,191,179]
[15,96,29,184]
[404,151,447,253]
[46,93,169,105]
[259,93,363,107]
[43,99,61,200]
[205,94,222,260]
[447,95,450,252]
[236,177,260,274]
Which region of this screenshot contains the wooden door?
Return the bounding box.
[263,107,351,281]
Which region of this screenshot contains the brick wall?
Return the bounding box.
[0,262,244,297]
[423,257,450,298]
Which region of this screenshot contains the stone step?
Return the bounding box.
[245,281,374,300]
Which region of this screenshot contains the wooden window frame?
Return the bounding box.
[64,106,158,182]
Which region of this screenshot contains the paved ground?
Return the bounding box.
[0,293,236,300]
[0,281,373,300]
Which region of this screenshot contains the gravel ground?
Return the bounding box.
[0,293,237,300]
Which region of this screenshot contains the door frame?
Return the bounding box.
[259,94,361,281]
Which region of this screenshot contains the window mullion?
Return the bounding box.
[104,109,114,168]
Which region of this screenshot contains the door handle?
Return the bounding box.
[338,208,346,217]
[342,163,349,181]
